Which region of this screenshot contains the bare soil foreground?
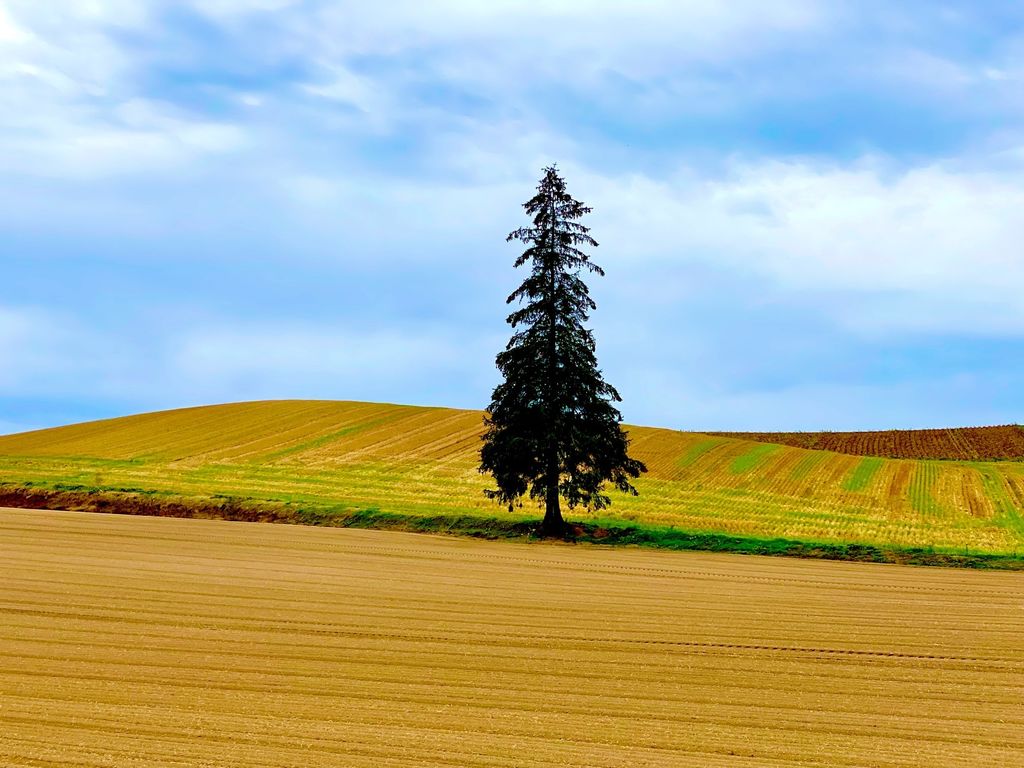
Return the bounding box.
[1,508,1022,767]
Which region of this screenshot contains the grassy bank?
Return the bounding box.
[4,483,1021,570]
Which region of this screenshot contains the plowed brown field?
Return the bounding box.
[2,508,1021,767]
[709,425,1024,461]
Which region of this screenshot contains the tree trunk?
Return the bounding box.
[542,476,564,537]
[540,224,565,539]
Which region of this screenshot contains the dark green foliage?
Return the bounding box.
[479,165,646,536]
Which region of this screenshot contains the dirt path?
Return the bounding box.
[1,508,1021,767]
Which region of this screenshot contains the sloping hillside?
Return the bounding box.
[706,425,1024,461]
[1,400,1023,555]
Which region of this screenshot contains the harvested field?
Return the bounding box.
[2,401,1024,557]
[1,507,1022,767]
[709,424,1024,461]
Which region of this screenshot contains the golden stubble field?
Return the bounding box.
[4,401,1024,554]
[1,508,1022,767]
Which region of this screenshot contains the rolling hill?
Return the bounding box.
[1,400,1023,558]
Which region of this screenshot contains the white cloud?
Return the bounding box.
[0,115,247,178]
[1,1,147,91]
[305,0,826,64]
[268,143,1024,336]
[274,169,530,265]
[572,155,1024,334]
[282,0,831,115]
[189,0,301,18]
[263,140,1024,338]
[0,2,247,179]
[0,5,28,43]
[301,64,393,128]
[879,49,974,90]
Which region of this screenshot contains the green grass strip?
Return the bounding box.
[729,443,781,474]
[3,484,1020,571]
[977,467,1024,538]
[843,457,883,492]
[908,462,944,517]
[676,437,725,468]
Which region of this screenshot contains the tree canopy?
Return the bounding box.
[480,165,646,536]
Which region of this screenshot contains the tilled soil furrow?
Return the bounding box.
[2,509,1021,768]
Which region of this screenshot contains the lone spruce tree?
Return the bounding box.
[480,165,647,537]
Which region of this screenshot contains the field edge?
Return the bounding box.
[3,483,1022,571]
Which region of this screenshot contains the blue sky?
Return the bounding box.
[2,1,1024,434]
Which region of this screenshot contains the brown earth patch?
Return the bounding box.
[706,424,1024,461]
[2,508,1022,767]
